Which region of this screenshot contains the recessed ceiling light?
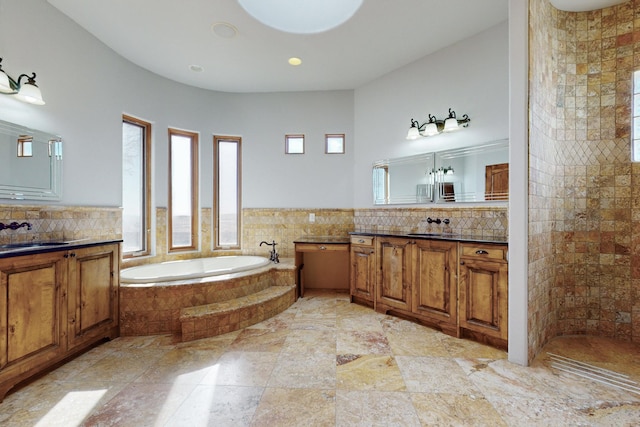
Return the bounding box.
[288,57,302,66]
[189,64,204,73]
[212,22,238,38]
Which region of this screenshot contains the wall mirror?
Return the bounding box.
[0,119,63,201]
[373,152,435,204]
[373,139,508,205]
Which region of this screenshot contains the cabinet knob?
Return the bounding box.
[460,261,465,265]
[358,239,365,243]
[475,250,489,255]
[319,246,326,250]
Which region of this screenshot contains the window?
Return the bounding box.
[169,128,198,251]
[633,70,640,161]
[325,134,345,154]
[285,134,304,154]
[17,136,33,157]
[122,115,151,256]
[214,135,241,249]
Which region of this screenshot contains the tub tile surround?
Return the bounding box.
[1,292,639,426]
[120,261,296,338]
[529,0,640,362]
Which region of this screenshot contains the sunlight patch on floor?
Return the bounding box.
[35,389,107,427]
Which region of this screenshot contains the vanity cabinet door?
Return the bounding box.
[458,244,508,347]
[376,237,412,312]
[350,237,375,305]
[0,252,66,396]
[67,244,120,350]
[412,239,458,336]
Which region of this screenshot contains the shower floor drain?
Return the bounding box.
[548,352,640,396]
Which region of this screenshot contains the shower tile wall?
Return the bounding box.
[529,0,640,361]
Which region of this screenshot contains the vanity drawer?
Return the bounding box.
[350,236,374,246]
[460,244,507,262]
[295,243,349,252]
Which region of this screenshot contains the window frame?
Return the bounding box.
[325,133,345,154]
[122,114,152,258]
[285,134,305,154]
[168,127,199,252]
[633,70,640,162]
[213,135,242,250]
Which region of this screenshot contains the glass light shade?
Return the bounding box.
[15,83,45,105]
[423,122,439,136]
[406,126,421,140]
[443,117,459,132]
[238,0,362,34]
[0,71,13,93]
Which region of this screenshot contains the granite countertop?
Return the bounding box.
[293,236,351,244]
[350,231,507,245]
[0,238,123,258]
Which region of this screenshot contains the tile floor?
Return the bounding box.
[1,290,639,426]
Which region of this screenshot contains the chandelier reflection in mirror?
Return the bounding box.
[0,58,45,105]
[407,108,469,140]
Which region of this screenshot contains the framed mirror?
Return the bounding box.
[0,120,63,201]
[372,139,508,205]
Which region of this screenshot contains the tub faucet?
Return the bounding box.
[260,240,280,263]
[0,221,32,231]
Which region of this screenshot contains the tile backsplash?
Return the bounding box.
[0,204,121,245]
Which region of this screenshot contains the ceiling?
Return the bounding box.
[47,0,508,93]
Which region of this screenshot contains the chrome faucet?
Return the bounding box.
[260,240,280,263]
[0,222,32,231]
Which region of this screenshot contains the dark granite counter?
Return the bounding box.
[349,231,507,245]
[0,239,123,258]
[293,236,350,244]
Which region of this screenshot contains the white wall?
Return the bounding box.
[352,21,509,207]
[0,0,354,209]
[0,1,508,211]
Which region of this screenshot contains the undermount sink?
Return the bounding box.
[408,233,458,238]
[0,242,69,249]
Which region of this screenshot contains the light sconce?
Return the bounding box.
[428,166,455,176]
[0,58,45,105]
[407,108,469,140]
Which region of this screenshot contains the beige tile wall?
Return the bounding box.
[530,0,640,361]
[0,204,121,245]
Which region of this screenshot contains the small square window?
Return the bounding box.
[285,134,305,154]
[17,136,33,157]
[325,134,345,154]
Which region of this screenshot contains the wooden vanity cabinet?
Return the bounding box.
[0,252,67,382]
[0,242,120,401]
[376,237,413,312]
[350,236,375,306]
[67,244,120,351]
[412,239,458,336]
[458,243,508,349]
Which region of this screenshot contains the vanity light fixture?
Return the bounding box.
[0,58,45,105]
[407,108,469,140]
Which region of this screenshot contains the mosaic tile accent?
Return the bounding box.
[530,0,640,361]
[0,204,121,244]
[353,207,508,240]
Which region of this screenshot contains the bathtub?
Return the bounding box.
[120,255,271,284]
[119,255,296,338]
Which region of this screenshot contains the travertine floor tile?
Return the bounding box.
[335,390,420,426]
[1,290,639,427]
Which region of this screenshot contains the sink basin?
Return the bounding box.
[0,242,69,249]
[408,233,458,238]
